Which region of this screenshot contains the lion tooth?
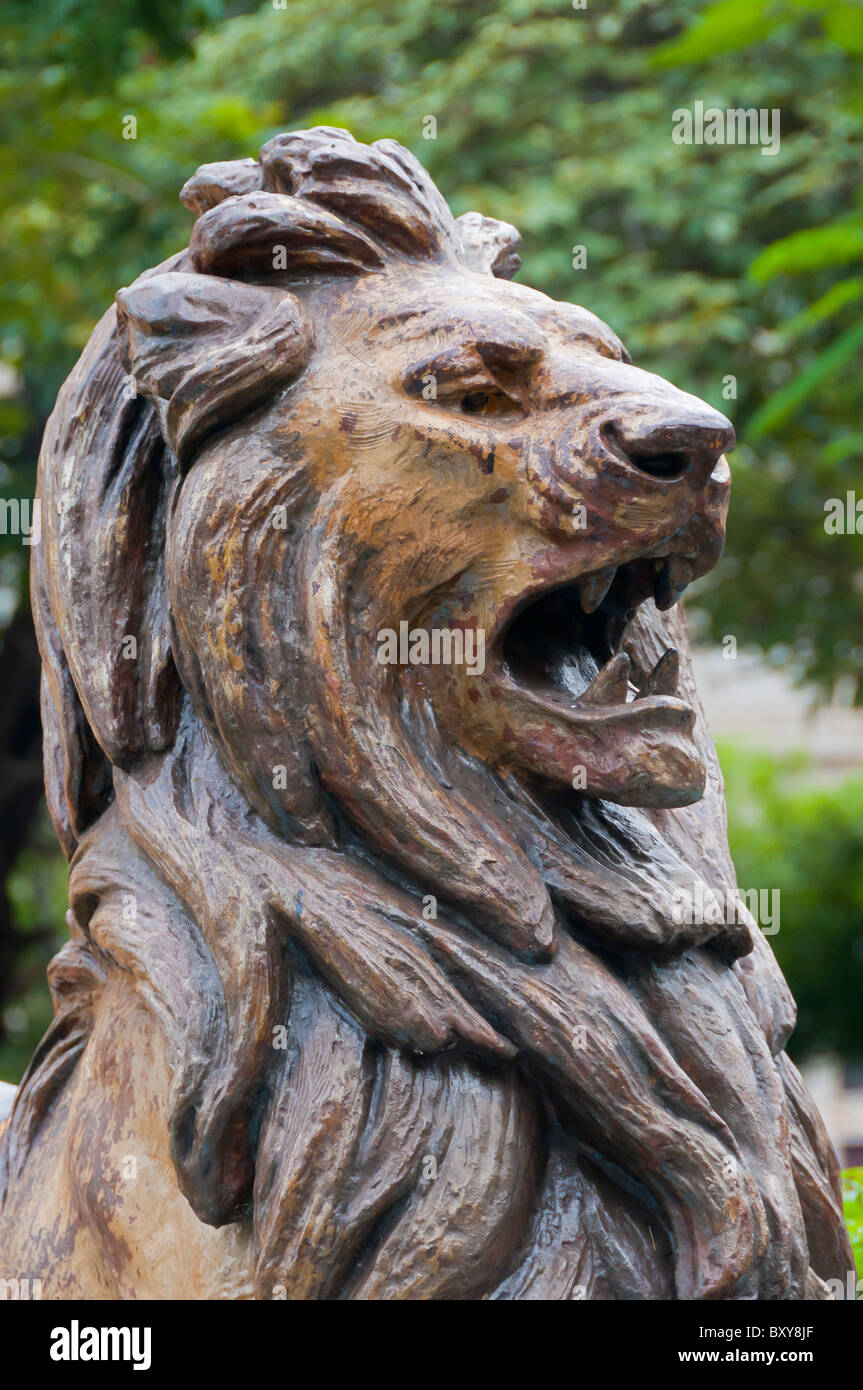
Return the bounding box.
[577,566,617,614]
[654,556,693,611]
[580,651,631,706]
[641,647,679,697]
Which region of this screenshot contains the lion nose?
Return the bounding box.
[604,407,735,486]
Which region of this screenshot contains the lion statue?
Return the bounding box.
[0,128,852,1300]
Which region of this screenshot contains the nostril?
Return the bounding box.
[602,417,734,483]
[626,448,691,480]
[602,424,692,480]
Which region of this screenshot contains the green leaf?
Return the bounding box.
[748,317,863,439]
[823,432,863,464]
[779,277,863,340]
[651,0,774,68]
[750,222,863,281]
[825,4,863,56]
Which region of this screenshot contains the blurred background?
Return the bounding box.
[1,0,862,1257]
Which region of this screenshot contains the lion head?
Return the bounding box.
[4,129,851,1301]
[113,126,733,953]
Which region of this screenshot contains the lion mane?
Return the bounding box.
[0,128,851,1300]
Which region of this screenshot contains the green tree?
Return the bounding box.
[721,743,863,1063]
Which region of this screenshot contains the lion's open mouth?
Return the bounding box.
[474,553,705,806]
[501,556,684,709]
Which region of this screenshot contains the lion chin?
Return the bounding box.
[0,127,852,1303]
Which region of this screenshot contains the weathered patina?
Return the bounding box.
[0,129,851,1299]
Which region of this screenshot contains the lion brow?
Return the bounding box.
[402,336,543,395]
[402,344,485,394]
[528,304,631,364]
[374,301,545,356]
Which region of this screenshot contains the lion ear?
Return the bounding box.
[115,270,310,466]
[454,212,522,279]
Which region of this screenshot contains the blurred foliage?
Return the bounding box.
[1,1,863,1083]
[843,1169,863,1282]
[720,741,863,1063]
[0,809,68,1082]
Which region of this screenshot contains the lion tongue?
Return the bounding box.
[579,651,632,707]
[549,644,600,700]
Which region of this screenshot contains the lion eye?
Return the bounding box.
[420,380,522,419]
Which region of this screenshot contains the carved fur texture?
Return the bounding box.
[0,128,851,1300]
